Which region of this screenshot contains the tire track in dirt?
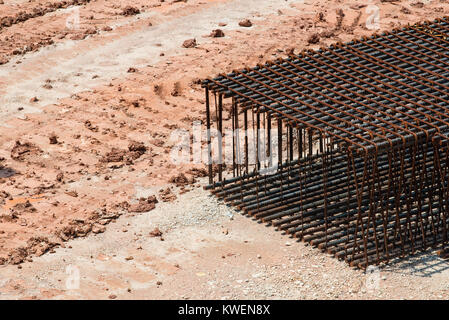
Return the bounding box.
[0,0,307,267]
[0,0,304,122]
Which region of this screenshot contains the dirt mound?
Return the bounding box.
[8,236,59,265]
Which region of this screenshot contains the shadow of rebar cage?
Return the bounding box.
[202,18,449,269]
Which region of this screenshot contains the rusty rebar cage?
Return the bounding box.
[202,18,449,269]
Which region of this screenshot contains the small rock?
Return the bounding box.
[285,48,295,56]
[149,227,163,237]
[56,173,64,182]
[128,196,158,213]
[307,33,320,44]
[239,19,252,27]
[122,6,140,16]
[92,225,106,234]
[210,29,225,38]
[400,6,411,14]
[182,38,197,48]
[49,134,58,145]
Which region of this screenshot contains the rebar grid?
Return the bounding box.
[202,18,449,269]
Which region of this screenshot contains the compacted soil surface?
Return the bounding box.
[1,0,449,299]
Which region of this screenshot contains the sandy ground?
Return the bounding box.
[1,0,449,299]
[1,184,449,300]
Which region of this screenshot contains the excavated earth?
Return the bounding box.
[1,0,449,299]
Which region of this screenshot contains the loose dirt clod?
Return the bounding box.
[101,148,126,163]
[315,12,326,23]
[186,168,208,178]
[122,6,140,16]
[11,141,42,161]
[239,19,252,27]
[171,82,182,96]
[410,2,424,8]
[159,188,177,202]
[210,29,225,37]
[149,227,163,237]
[169,173,194,186]
[182,38,197,48]
[128,141,147,159]
[128,196,158,213]
[335,8,345,30]
[401,6,412,14]
[56,172,64,182]
[92,225,106,234]
[49,134,58,145]
[12,200,36,214]
[307,33,320,44]
[285,48,295,55]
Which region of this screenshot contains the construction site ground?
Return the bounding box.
[1,0,449,300]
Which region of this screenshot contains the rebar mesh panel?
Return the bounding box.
[203,18,449,269]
